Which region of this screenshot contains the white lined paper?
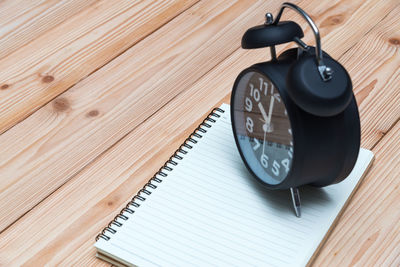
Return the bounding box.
[96,103,374,267]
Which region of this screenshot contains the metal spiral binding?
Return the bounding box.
[96,107,225,241]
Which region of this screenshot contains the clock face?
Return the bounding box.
[232,71,294,185]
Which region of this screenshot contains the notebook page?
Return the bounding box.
[95,103,374,267]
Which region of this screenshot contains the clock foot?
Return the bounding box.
[290,187,301,217]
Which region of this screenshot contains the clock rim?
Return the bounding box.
[231,59,361,190]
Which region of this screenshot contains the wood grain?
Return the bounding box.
[0,45,254,265]
[343,11,400,149]
[0,0,99,59]
[313,5,400,265]
[0,0,398,265]
[0,0,198,134]
[314,121,400,266]
[0,0,399,265]
[0,0,292,234]
[0,0,396,234]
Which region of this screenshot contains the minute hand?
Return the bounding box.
[266,94,275,126]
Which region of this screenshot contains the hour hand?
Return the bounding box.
[258,102,273,133]
[258,102,268,123]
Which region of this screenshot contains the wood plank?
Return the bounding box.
[0,0,99,59]
[1,0,398,265]
[0,0,198,134]
[1,0,394,234]
[0,0,290,234]
[297,0,400,150]
[343,19,400,149]
[313,121,400,266]
[312,5,400,264]
[0,49,254,265]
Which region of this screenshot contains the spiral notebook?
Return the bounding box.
[95,103,374,267]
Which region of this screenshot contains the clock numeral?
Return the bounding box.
[252,138,260,151]
[261,154,269,168]
[249,83,260,102]
[282,158,290,173]
[259,78,269,95]
[273,93,281,102]
[288,144,293,158]
[254,89,260,102]
[259,78,263,93]
[246,117,254,133]
[263,82,269,95]
[272,160,280,176]
[245,97,252,112]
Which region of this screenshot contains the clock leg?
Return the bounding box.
[290,187,301,217]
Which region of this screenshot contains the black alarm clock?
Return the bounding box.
[231,2,360,217]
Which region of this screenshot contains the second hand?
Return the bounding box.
[262,123,267,156]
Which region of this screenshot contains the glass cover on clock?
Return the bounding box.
[233,71,294,185]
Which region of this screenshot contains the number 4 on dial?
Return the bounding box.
[282,158,290,173]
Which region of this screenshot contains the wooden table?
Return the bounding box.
[0,0,399,265]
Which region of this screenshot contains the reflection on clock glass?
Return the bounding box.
[233,71,293,185]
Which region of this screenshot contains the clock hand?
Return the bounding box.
[266,92,275,126]
[258,103,268,156]
[258,102,268,122]
[262,124,267,156]
[259,108,269,157]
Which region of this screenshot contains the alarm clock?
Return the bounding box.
[230,2,360,217]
